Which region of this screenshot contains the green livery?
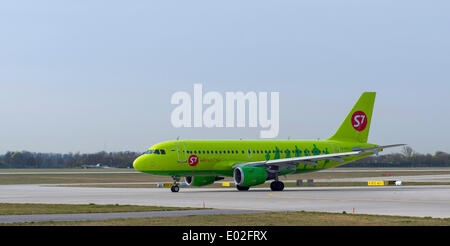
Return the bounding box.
[134,139,375,176]
[133,92,404,192]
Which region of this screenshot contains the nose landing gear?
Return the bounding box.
[170,185,180,192]
[171,176,180,193]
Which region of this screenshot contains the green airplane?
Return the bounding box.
[133,92,404,192]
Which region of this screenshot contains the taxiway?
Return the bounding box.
[1,184,449,219]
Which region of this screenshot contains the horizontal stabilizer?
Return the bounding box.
[352,144,407,154]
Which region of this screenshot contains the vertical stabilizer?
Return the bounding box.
[328,92,376,143]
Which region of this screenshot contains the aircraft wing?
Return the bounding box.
[232,144,406,173]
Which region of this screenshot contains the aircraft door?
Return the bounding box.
[247,148,253,159]
[176,143,187,163]
[330,143,341,154]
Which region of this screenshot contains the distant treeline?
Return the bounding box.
[344,151,450,168]
[0,149,449,169]
[0,151,140,169]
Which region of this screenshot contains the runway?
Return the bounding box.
[1,184,450,220]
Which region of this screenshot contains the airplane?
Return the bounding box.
[82,163,114,169]
[133,92,405,192]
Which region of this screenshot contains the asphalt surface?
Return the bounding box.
[1,184,450,223]
[300,174,450,183]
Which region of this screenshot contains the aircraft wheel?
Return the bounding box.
[270,181,284,191]
[236,185,250,191]
[171,185,180,192]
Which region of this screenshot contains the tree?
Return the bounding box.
[401,146,414,158]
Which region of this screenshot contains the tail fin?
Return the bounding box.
[328,92,376,143]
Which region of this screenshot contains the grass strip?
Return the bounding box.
[0,203,201,215]
[6,210,450,226]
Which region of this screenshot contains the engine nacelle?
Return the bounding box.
[233,166,267,187]
[185,176,220,186]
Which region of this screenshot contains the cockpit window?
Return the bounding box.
[144,149,166,155]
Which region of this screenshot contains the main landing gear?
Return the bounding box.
[270,173,284,191]
[236,185,250,191]
[236,181,284,191]
[270,181,284,191]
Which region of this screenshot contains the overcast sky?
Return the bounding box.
[0,0,449,154]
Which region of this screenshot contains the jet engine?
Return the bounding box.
[233,166,267,187]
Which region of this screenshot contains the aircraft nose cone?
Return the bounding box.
[133,156,145,172]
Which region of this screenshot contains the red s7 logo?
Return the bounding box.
[188,155,199,166]
[351,111,367,131]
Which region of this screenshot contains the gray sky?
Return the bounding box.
[0,0,449,154]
